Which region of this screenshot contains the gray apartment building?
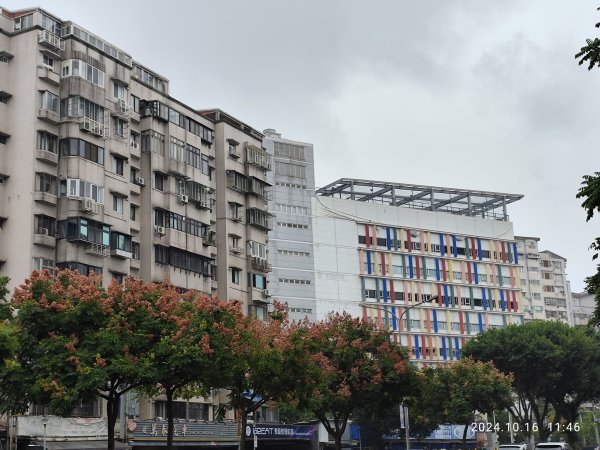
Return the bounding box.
[263,128,317,322]
[0,5,272,446]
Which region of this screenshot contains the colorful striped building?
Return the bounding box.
[313,178,525,365]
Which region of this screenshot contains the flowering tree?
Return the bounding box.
[12,270,158,450]
[218,304,299,450]
[291,313,411,450]
[140,285,241,450]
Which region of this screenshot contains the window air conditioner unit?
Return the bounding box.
[131,142,139,149]
[40,228,49,236]
[80,198,94,212]
[263,289,270,298]
[180,195,189,204]
[135,177,145,186]
[154,225,166,236]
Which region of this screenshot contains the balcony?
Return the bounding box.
[37,66,60,85]
[130,141,141,159]
[79,117,109,139]
[202,231,216,247]
[84,243,110,257]
[33,191,58,206]
[38,30,63,53]
[130,258,140,270]
[33,232,56,248]
[112,99,131,120]
[37,108,60,125]
[229,246,244,256]
[251,257,272,272]
[35,149,58,165]
[245,143,272,171]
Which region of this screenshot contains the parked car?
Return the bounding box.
[535,443,572,450]
[500,444,528,450]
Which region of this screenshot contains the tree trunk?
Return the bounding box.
[239,408,247,450]
[334,433,343,450]
[106,393,118,450]
[166,388,174,450]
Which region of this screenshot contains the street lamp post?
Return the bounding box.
[359,295,438,450]
[41,417,49,450]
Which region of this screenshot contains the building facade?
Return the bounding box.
[0,5,271,447]
[263,129,316,322]
[570,291,595,326]
[313,178,526,364]
[515,237,572,323]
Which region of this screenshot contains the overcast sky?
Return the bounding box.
[5,0,600,291]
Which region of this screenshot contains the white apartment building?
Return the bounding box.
[570,291,595,326]
[0,6,271,448]
[515,236,572,323]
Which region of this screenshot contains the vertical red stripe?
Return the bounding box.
[506,291,512,312]
[390,280,395,304]
[437,284,443,306]
[471,237,476,259]
[467,262,473,284]
[407,231,412,252]
[380,253,386,276]
[441,259,447,281]
[501,241,507,262]
[426,310,432,333]
[415,256,421,279]
[421,335,427,362]
[362,306,368,321]
[458,311,464,334]
[365,224,370,248]
[512,291,518,311]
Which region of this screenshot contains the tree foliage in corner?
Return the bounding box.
[576,7,600,70]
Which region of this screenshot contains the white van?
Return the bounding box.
[500,444,528,450]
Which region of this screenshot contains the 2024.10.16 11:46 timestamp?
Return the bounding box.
[470,422,581,433]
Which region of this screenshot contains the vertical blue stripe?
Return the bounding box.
[473,263,479,284]
[383,279,388,302]
[442,337,447,360]
[366,251,372,274]
[439,234,445,256]
[443,284,449,308]
[482,289,488,310]
[478,312,484,333]
[500,290,506,311]
[391,305,397,331]
[477,239,483,261]
[433,309,438,333]
[435,259,441,280]
[455,337,460,359]
[452,236,458,257]
[408,255,414,278]
[513,242,519,264]
[386,227,392,250]
[414,335,420,359]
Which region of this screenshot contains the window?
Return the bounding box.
[35,173,58,195]
[132,242,140,260]
[111,273,125,284]
[62,60,105,87]
[170,137,185,161]
[57,218,110,247]
[41,14,60,35]
[154,172,167,191]
[247,207,271,230]
[0,55,8,64]
[227,171,248,192]
[250,273,267,289]
[129,95,140,113]
[141,130,165,155]
[113,118,127,137]
[61,97,107,130]
[231,268,241,285]
[274,141,305,161]
[274,161,306,178]
[130,204,137,221]
[64,179,104,203]
[228,202,242,220]
[113,82,127,101]
[247,240,267,259]
[14,14,33,31]
[0,135,7,145]
[110,232,132,252]
[185,117,213,144]
[40,91,59,113]
[42,54,54,69]
[112,155,125,176]
[154,245,212,276]
[37,131,58,153]
[34,215,56,236]
[154,208,209,238]
[32,257,55,271]
[112,195,124,213]
[134,66,167,93]
[59,138,104,165]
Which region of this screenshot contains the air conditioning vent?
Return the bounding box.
[154,225,166,236]
[40,228,49,236]
[131,142,139,149]
[263,289,270,298]
[180,195,189,204]
[80,198,94,213]
[134,177,145,186]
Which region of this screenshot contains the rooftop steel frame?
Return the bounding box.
[316,178,523,221]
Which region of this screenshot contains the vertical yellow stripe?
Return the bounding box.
[359,250,365,275]
[427,231,431,255]
[448,260,454,282]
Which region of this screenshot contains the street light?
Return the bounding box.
[41,416,49,450]
[358,295,438,450]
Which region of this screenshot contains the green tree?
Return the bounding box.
[0,276,11,321]
[463,321,600,446]
[290,312,411,450]
[576,8,600,70]
[576,172,600,326]
[12,270,158,450]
